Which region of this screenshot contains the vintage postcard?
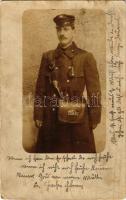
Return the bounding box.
[1,1,126,199]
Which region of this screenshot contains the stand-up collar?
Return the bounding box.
[55,42,81,58]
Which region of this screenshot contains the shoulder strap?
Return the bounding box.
[46,50,62,98]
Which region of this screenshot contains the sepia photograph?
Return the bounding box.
[1,2,126,199]
[23,9,106,153]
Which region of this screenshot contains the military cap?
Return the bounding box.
[53,14,75,28]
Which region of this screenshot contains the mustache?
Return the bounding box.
[59,36,67,40]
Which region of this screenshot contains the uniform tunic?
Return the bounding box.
[34,42,101,153]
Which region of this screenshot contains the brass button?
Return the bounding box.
[67,79,70,83]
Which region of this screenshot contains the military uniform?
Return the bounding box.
[34,14,101,153]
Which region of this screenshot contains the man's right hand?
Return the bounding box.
[35,120,43,128]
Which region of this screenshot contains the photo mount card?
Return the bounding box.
[1,1,126,200]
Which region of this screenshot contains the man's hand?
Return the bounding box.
[35,120,43,128]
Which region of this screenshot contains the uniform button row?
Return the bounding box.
[66,79,70,83]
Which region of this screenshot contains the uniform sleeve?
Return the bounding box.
[84,52,102,126]
[34,53,47,121]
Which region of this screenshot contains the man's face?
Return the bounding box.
[56,25,74,47]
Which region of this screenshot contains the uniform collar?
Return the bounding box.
[55,41,81,58]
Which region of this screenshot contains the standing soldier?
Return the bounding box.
[34,14,101,153]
